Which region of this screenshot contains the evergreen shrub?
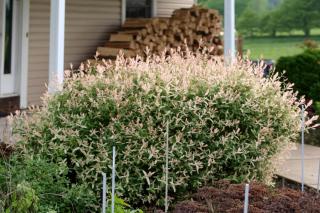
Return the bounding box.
[276,49,320,110]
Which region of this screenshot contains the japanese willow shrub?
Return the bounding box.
[2,49,315,210]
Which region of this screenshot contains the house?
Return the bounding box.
[0,0,235,114]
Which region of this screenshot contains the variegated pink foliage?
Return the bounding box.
[11,48,316,207]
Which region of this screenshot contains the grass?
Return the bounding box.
[243,35,320,61]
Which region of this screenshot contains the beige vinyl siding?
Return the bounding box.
[28,0,50,105]
[28,0,121,105]
[156,0,194,17]
[64,0,121,68]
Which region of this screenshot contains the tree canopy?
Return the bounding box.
[199,0,320,37]
[275,0,320,36]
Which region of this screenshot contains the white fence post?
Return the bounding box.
[317,159,320,193]
[111,146,116,213]
[102,172,107,213]
[243,184,249,213]
[165,121,169,213]
[301,105,305,192]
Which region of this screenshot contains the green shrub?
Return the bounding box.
[299,39,319,50]
[2,50,312,210]
[5,181,39,213]
[276,49,320,109]
[0,153,96,212]
[107,195,143,213]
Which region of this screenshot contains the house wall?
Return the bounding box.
[156,0,194,17]
[64,0,121,69]
[28,0,121,105]
[28,0,193,105]
[28,0,50,105]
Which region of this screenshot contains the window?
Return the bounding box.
[126,0,152,18]
[4,0,13,74]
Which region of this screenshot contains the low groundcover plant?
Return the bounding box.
[0,49,315,211]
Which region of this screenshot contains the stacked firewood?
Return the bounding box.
[96,6,223,59]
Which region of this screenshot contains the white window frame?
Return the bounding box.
[0,0,16,96]
[0,0,28,108]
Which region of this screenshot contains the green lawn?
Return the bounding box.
[243,36,320,61]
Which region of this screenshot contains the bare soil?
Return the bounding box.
[172,180,320,213]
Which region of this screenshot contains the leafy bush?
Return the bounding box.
[0,154,96,212]
[1,50,311,210]
[276,49,320,111]
[5,181,39,212]
[107,195,143,213]
[299,39,319,50]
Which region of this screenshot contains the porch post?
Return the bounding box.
[224,0,235,64]
[20,0,30,108]
[48,0,65,94]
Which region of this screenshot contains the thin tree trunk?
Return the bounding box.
[304,28,311,37]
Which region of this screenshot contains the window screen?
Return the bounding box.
[126,0,152,18]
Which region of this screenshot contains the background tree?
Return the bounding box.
[198,0,250,18]
[199,0,284,36]
[260,10,291,36]
[274,0,320,36]
[260,13,277,37]
[238,10,261,36]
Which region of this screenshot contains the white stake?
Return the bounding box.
[165,121,169,213]
[102,172,107,213]
[243,184,249,213]
[301,105,305,192]
[111,146,116,213]
[317,159,320,193]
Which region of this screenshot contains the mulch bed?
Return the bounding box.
[172,180,320,213]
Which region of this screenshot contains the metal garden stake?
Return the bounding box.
[243,183,249,213]
[301,105,305,192]
[165,121,169,213]
[102,172,107,213]
[111,146,116,213]
[317,159,320,193]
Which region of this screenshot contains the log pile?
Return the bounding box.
[96,6,223,59]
